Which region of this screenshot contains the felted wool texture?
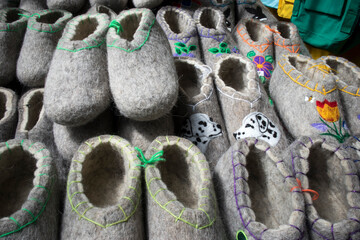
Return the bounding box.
[117,115,174,151]
[19,0,47,11]
[213,138,307,240]
[17,9,73,88]
[61,135,144,240]
[319,56,360,136]
[89,0,127,14]
[47,0,85,14]
[0,139,59,240]
[156,6,201,60]
[172,57,230,170]
[144,136,226,240]
[86,4,117,20]
[213,54,288,149]
[193,7,240,70]
[107,8,179,122]
[235,0,277,23]
[286,136,360,240]
[269,54,350,143]
[0,87,17,142]
[44,13,111,127]
[0,8,28,86]
[132,0,163,9]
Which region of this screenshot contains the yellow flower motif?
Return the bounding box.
[316,99,340,122]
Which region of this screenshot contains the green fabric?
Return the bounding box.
[291,0,360,54]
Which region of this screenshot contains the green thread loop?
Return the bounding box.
[18,13,40,18]
[135,147,165,167]
[109,20,123,34]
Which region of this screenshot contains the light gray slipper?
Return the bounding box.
[44,13,111,127]
[62,135,144,240]
[0,139,59,240]
[132,0,163,9]
[319,56,360,136]
[235,0,277,23]
[0,87,17,142]
[269,54,351,144]
[213,54,288,149]
[19,0,47,12]
[202,0,236,32]
[156,6,201,60]
[89,0,127,14]
[17,9,73,88]
[172,57,230,169]
[144,136,226,239]
[86,4,117,20]
[193,7,240,70]
[214,138,307,240]
[47,0,85,14]
[287,136,360,239]
[0,8,28,86]
[107,8,178,121]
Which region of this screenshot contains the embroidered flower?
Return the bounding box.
[316,99,340,122]
[246,50,273,83]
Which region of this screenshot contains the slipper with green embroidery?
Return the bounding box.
[0,8,29,86]
[193,7,239,70]
[214,138,307,240]
[107,8,178,122]
[143,136,226,239]
[62,135,144,240]
[44,13,111,127]
[156,6,201,60]
[47,0,85,14]
[0,87,17,142]
[0,139,59,239]
[17,9,72,88]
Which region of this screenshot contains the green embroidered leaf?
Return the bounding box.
[208,48,219,54]
[269,97,274,106]
[188,45,197,51]
[236,230,248,240]
[265,55,274,63]
[220,48,226,53]
[175,42,186,48]
[247,50,256,59]
[260,76,266,84]
[181,47,189,54]
[175,47,182,55]
[219,42,228,49]
[226,48,231,54]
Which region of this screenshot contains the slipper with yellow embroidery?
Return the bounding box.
[0,87,17,142]
[287,136,360,239]
[143,136,226,239]
[214,138,307,240]
[269,54,351,144]
[0,139,59,240]
[62,135,144,240]
[318,56,360,136]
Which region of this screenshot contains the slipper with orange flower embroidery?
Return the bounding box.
[269,54,351,144]
[286,136,360,240]
[214,137,307,240]
[318,56,360,136]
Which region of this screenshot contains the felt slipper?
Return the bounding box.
[0,87,17,142]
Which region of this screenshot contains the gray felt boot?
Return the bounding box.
[213,54,288,149]
[17,9,72,88]
[19,0,47,12]
[214,138,307,240]
[47,0,85,14]
[269,54,351,144]
[0,139,59,240]
[44,13,111,127]
[144,136,226,239]
[286,136,360,240]
[89,0,127,14]
[0,8,28,86]
[86,4,117,20]
[172,57,230,170]
[156,6,201,60]
[0,87,17,142]
[235,0,277,23]
[107,8,178,122]
[193,7,240,70]
[62,135,144,240]
[319,56,360,136]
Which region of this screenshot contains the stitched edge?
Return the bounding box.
[27,9,72,33]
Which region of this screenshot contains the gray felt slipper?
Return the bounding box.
[172,57,230,170]
[132,0,163,9]
[193,7,240,70]
[287,136,360,239]
[156,6,201,60]
[62,135,144,240]
[319,56,360,136]
[0,8,28,86]
[89,0,127,14]
[269,54,351,144]
[214,138,307,240]
[19,0,47,12]
[107,8,178,121]
[17,9,73,88]
[44,13,111,127]
[86,4,117,20]
[0,87,17,142]
[202,0,236,32]
[0,139,59,240]
[213,54,288,149]
[144,136,226,239]
[235,0,277,23]
[47,0,85,14]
